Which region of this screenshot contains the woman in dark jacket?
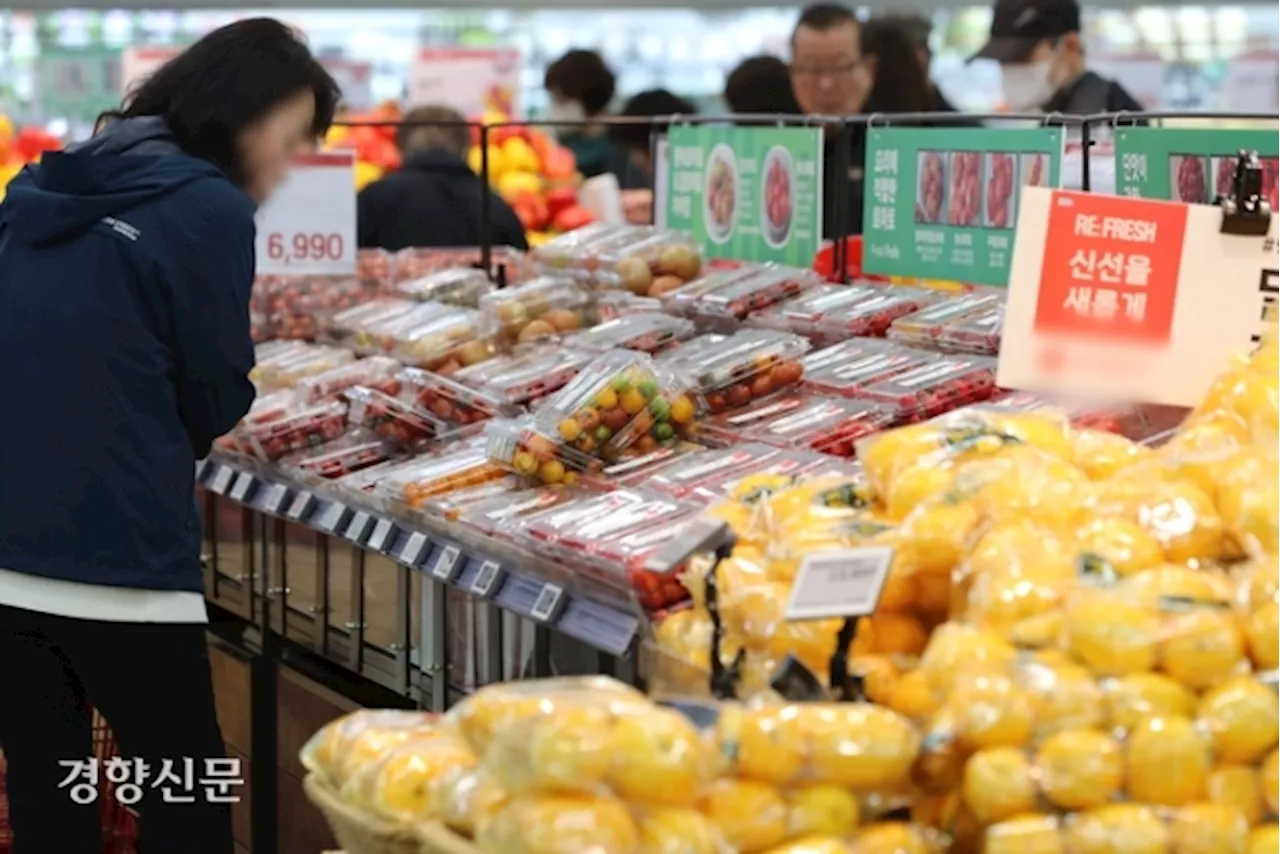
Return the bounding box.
[0,19,337,853]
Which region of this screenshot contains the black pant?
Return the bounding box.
[0,603,233,854]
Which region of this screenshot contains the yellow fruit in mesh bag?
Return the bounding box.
[1023,657,1106,735]
[498,703,613,794]
[807,704,921,791]
[1242,555,1280,609]
[1198,676,1280,764]
[716,704,808,787]
[963,569,1071,639]
[877,563,918,612]
[964,519,1077,581]
[1125,714,1212,806]
[1241,606,1277,674]
[653,608,715,671]
[637,807,722,854]
[1104,672,1196,733]
[893,499,981,578]
[1063,804,1170,854]
[852,655,900,704]
[786,785,860,838]
[850,821,935,854]
[357,736,476,821]
[1264,748,1280,813]
[1169,803,1250,854]
[701,778,788,853]
[982,814,1065,854]
[454,678,641,753]
[867,612,929,656]
[961,747,1037,825]
[1219,472,1280,557]
[1123,564,1234,608]
[606,706,711,807]
[1208,764,1265,825]
[764,836,853,854]
[918,623,1016,693]
[1140,479,1227,563]
[952,672,1034,750]
[1163,412,1249,457]
[884,461,957,521]
[1218,368,1279,438]
[963,448,1092,530]
[1033,728,1123,811]
[1070,428,1151,480]
[436,768,510,837]
[477,794,640,854]
[1250,825,1280,854]
[881,669,943,722]
[1075,517,1166,577]
[1160,607,1246,691]
[1062,589,1159,676]
[303,709,438,782]
[859,424,942,497]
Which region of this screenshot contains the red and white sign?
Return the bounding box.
[999,187,1278,407]
[408,47,520,118]
[121,46,180,96]
[322,58,374,112]
[1222,51,1280,113]
[254,151,357,276]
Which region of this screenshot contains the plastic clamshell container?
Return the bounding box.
[399,366,520,426]
[686,265,820,327]
[417,478,521,521]
[682,449,834,505]
[294,356,404,403]
[810,286,943,344]
[885,291,1005,349]
[391,245,528,285]
[678,330,811,414]
[933,303,1005,355]
[528,223,627,271]
[744,284,880,335]
[345,385,446,450]
[394,310,494,375]
[323,299,417,349]
[857,354,999,421]
[242,400,348,461]
[457,487,581,537]
[585,518,696,610]
[251,344,355,391]
[736,396,900,456]
[484,416,596,482]
[395,267,494,307]
[659,267,764,318]
[637,442,783,499]
[284,428,396,480]
[256,275,369,341]
[477,276,592,346]
[595,291,663,321]
[562,312,696,355]
[356,248,394,290]
[561,227,659,281]
[802,340,936,398]
[591,230,704,291]
[553,491,696,554]
[512,489,648,547]
[452,347,592,407]
[375,447,508,510]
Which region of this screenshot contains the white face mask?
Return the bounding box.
[1000,59,1056,111]
[546,99,587,125]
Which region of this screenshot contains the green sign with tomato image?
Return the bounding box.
[664,126,824,266]
[1113,128,1280,209]
[861,127,1065,288]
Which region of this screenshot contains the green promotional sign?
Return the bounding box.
[36,46,122,125]
[1114,128,1280,209]
[861,127,1064,287]
[665,126,824,265]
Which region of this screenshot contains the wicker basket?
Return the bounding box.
[304,774,424,854]
[416,822,479,854]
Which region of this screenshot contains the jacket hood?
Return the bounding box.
[1,116,227,247]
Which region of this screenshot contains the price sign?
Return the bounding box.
[431,546,462,583]
[470,560,504,598]
[398,532,430,567]
[287,491,315,522]
[344,511,372,544]
[999,187,1278,407]
[367,518,396,553]
[315,502,349,534]
[408,47,520,117]
[195,459,210,481]
[529,583,566,623]
[207,466,234,495]
[785,547,894,621]
[255,152,357,276]
[228,472,256,503]
[260,483,290,515]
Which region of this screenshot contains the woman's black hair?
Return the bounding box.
[860,17,934,114]
[725,56,801,117]
[543,50,617,116]
[607,89,698,154]
[116,18,340,185]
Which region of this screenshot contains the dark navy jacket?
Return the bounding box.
[0,117,257,594]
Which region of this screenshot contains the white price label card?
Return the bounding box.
[399,532,429,566]
[255,151,356,276]
[368,518,395,553]
[530,583,565,623]
[287,491,314,520]
[408,47,521,117]
[261,483,289,514]
[785,546,894,622]
[470,560,503,597]
[208,466,234,495]
[344,511,372,543]
[316,502,348,533]
[228,472,255,503]
[431,545,462,583]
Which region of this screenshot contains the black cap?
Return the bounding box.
[968,0,1080,64]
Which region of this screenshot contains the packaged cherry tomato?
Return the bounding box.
[595,291,663,321]
[591,230,704,294]
[453,346,592,407]
[560,227,660,282]
[384,309,494,375]
[399,367,520,427]
[666,330,810,415]
[637,442,784,499]
[294,356,404,403]
[356,248,393,290]
[457,486,582,537]
[886,291,1005,350]
[520,490,697,562]
[810,286,943,345]
[251,344,356,391]
[858,354,999,422]
[702,393,897,454]
[801,339,935,399]
[354,302,460,356]
[933,302,1005,355]
[376,447,509,510]
[391,245,528,285]
[563,312,696,355]
[321,298,417,350]
[510,489,650,549]
[283,428,396,480]
[533,351,699,463]
[682,448,840,504]
[345,385,446,450]
[528,223,630,272]
[478,276,593,349]
[685,265,821,331]
[659,267,764,319]
[584,520,697,610]
[485,416,596,484]
[261,275,370,341]
[416,478,522,522]
[744,283,880,335]
[396,267,494,308]
[241,399,348,461]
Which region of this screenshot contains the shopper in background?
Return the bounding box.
[0,19,338,854]
[864,13,965,114]
[970,0,1145,114]
[357,105,528,251]
[606,89,698,223]
[543,48,621,179]
[858,16,936,115]
[725,55,802,117]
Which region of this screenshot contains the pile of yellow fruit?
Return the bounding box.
[302,676,946,853]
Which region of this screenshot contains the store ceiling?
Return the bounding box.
[7,0,1200,9]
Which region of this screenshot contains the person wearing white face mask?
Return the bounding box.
[543,49,623,179]
[969,0,1144,115]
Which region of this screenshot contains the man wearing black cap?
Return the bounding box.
[970,0,1145,115]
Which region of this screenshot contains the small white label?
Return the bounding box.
[262,483,289,513]
[530,583,565,622]
[399,532,429,565]
[196,460,210,480]
[287,491,313,520]
[344,511,371,542]
[317,502,347,532]
[208,467,234,495]
[368,518,395,552]
[470,560,502,597]
[785,547,894,622]
[431,545,461,582]
[228,473,255,502]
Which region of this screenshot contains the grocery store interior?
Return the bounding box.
[0,0,1278,853]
